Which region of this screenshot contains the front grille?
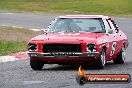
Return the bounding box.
[43,44,82,53]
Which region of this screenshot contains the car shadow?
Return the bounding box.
[34,61,131,71]
[104,61,132,70]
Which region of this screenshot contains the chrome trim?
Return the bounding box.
[27,52,99,58]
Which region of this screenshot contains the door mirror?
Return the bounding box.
[42,29,47,34]
[108,29,113,34]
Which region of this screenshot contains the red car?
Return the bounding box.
[27,15,128,70]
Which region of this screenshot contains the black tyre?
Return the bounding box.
[30,60,44,70]
[113,47,125,64]
[95,49,106,69]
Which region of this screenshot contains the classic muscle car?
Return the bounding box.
[27,15,128,70]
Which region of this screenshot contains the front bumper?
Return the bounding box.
[27,52,99,58]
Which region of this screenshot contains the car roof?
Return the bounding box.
[58,15,109,19]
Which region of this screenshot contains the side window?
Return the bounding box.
[103,19,112,33]
[107,20,116,34]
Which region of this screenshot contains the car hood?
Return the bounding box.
[31,32,106,43]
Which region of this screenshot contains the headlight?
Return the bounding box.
[86,44,96,52]
[28,43,38,51]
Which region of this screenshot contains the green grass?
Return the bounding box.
[0,26,41,56]
[0,40,27,56]
[0,0,132,16]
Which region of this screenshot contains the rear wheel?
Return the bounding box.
[113,46,125,64]
[95,49,106,69]
[30,60,44,70]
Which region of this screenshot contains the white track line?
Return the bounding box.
[1,24,41,32]
[0,56,19,63]
[0,52,29,63]
[1,24,7,26]
[30,29,41,31]
[1,13,14,15]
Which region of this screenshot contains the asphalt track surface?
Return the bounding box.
[0,13,132,88]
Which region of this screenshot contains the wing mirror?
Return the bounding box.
[108,29,113,34]
[42,29,47,34]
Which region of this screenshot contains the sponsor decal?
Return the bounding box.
[59,33,80,36]
[99,38,107,43]
[76,66,131,85]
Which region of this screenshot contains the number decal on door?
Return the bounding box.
[110,42,116,56]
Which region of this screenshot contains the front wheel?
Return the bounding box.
[30,60,44,70]
[113,47,125,64]
[95,49,106,69]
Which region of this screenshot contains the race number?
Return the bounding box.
[110,42,116,56]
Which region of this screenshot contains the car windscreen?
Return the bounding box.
[47,18,106,33]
